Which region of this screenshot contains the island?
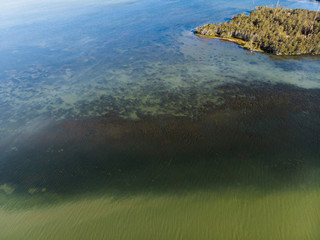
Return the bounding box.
[194,6,320,55]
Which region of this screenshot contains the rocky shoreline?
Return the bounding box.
[194,32,264,53]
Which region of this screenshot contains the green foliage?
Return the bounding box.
[195,6,320,55]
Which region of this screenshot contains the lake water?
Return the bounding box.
[1,0,320,239]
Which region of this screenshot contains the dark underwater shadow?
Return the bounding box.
[1,81,320,204]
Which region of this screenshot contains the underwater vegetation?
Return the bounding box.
[195,6,320,55]
[1,81,320,199]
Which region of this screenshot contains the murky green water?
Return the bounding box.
[1,0,320,239]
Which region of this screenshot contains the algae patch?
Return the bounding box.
[0,184,15,195]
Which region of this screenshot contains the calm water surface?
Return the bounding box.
[1,0,320,239]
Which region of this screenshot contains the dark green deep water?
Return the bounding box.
[1,0,320,239]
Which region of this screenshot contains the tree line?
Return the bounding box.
[195,6,320,55]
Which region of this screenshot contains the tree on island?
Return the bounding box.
[195,6,320,55]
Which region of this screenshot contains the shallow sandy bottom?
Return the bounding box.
[1,188,320,240]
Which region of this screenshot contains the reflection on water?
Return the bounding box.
[1,0,320,239]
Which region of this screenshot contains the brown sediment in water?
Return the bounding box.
[1,81,320,195]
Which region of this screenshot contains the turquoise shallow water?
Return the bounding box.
[1,0,320,239]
